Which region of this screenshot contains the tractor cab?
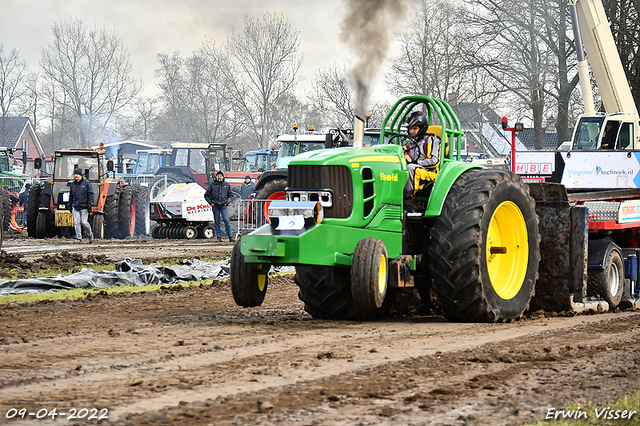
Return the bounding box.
[52,150,106,208]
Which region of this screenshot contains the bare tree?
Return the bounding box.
[0,44,30,118]
[227,13,304,149]
[462,0,554,149]
[309,64,354,128]
[40,18,141,147]
[134,97,159,141]
[154,43,243,145]
[603,0,640,111]
[183,41,243,144]
[155,51,188,141]
[385,0,467,100]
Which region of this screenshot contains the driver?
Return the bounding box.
[403,111,440,196]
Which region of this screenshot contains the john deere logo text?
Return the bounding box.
[380,172,398,182]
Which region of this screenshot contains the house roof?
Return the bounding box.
[518,129,559,150]
[0,117,31,148]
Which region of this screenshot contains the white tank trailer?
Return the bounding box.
[149,182,216,239]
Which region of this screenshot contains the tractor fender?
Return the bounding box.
[255,170,288,192]
[423,162,485,218]
[94,179,125,213]
[588,237,621,270]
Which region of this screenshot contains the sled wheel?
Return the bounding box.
[200,225,215,239]
[351,238,388,315]
[92,214,105,239]
[171,226,181,239]
[588,249,624,309]
[430,169,540,322]
[295,265,357,320]
[26,182,42,238]
[184,226,198,239]
[230,238,268,307]
[151,224,161,239]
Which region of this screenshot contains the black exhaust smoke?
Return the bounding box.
[339,0,410,125]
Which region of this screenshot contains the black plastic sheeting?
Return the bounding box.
[0,258,294,296]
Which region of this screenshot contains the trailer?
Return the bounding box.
[148,182,215,239]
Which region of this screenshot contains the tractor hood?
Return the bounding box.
[288,144,405,167]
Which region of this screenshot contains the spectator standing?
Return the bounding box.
[204,171,235,242]
[69,168,94,243]
[240,175,255,200]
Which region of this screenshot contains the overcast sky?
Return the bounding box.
[1,0,399,100]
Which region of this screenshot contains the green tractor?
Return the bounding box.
[230,96,540,322]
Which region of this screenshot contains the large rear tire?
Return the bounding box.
[295,265,357,320]
[118,185,135,238]
[429,169,540,322]
[255,179,287,222]
[104,185,121,239]
[587,249,623,309]
[92,214,105,240]
[36,211,52,239]
[0,189,12,232]
[230,239,268,307]
[26,182,42,238]
[133,185,149,235]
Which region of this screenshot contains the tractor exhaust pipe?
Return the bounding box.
[354,115,365,149]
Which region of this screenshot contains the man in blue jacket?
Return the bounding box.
[240,175,255,200]
[204,171,234,242]
[69,168,94,243]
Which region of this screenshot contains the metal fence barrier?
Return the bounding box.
[236,199,270,237]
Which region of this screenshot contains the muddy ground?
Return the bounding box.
[0,232,639,425]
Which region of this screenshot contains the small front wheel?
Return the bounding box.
[351,238,388,315]
[230,238,268,307]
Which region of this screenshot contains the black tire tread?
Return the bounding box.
[104,185,121,239]
[0,189,12,231]
[26,182,42,238]
[255,179,287,200]
[118,185,134,239]
[295,265,357,320]
[230,239,267,307]
[133,186,149,235]
[429,169,540,322]
[587,250,624,309]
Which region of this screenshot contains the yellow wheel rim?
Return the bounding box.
[378,254,387,295]
[486,201,528,300]
[257,264,266,292]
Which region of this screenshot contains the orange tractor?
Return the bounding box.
[26,148,136,239]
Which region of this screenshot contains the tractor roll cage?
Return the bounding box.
[380,96,464,166]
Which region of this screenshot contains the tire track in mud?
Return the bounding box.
[112,314,640,426]
[3,311,637,425]
[1,273,639,426]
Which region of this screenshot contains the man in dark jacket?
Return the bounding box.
[240,175,255,200]
[204,171,234,242]
[69,168,94,242]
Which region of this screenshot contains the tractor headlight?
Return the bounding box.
[268,201,324,229]
[286,189,333,208]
